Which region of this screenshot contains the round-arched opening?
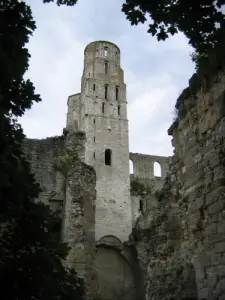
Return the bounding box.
[153,161,162,177]
[94,246,136,300]
[129,160,134,174]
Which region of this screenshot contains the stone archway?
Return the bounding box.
[94,236,136,300]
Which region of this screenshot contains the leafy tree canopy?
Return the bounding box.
[0,0,83,299]
[122,0,225,65]
[42,0,78,6]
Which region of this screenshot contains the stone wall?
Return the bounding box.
[23,131,97,296]
[67,93,81,131]
[133,64,225,299]
[130,153,169,184]
[23,136,66,208]
[94,236,143,300]
[169,68,225,300]
[129,153,169,226]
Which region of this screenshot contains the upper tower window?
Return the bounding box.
[105,149,112,166]
[93,84,95,91]
[118,105,121,116]
[105,85,108,100]
[104,61,108,74]
[102,102,105,114]
[104,47,108,57]
[116,86,119,100]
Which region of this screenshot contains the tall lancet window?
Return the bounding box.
[116,86,119,100]
[105,61,108,74]
[105,85,108,100]
[104,47,108,57]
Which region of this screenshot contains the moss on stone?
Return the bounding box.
[154,175,173,202]
[54,147,79,177]
[130,179,152,197]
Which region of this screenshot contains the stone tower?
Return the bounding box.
[67,41,132,242]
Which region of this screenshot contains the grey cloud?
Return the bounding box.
[21,0,195,156]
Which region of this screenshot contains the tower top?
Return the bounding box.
[84,40,120,54]
[84,40,121,66]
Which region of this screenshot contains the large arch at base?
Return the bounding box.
[94,237,136,300]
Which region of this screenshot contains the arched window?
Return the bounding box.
[105,149,112,166]
[129,160,134,174]
[93,84,95,91]
[105,84,108,99]
[153,161,162,177]
[116,86,119,100]
[104,47,108,57]
[118,105,120,115]
[102,102,105,114]
[104,61,108,74]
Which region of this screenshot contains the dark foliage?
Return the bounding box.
[122,0,225,66]
[0,0,83,299]
[42,0,78,6]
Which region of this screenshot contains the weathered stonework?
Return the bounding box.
[79,41,132,242]
[23,131,97,296]
[23,39,225,300]
[129,153,169,227]
[133,60,225,299]
[169,69,225,300]
[23,41,169,300]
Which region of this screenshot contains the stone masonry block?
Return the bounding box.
[214,242,225,253]
[206,201,224,215]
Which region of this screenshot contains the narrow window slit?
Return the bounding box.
[118,105,120,116]
[105,85,108,100]
[105,149,112,166]
[116,86,119,100]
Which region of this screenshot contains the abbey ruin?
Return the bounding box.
[23,40,225,300]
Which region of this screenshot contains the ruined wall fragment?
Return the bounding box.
[133,52,225,300]
[129,153,170,227]
[168,68,225,300]
[23,131,97,296]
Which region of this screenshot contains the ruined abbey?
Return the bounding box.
[23,40,225,300]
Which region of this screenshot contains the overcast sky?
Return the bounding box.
[21,0,195,156]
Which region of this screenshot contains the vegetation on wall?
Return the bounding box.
[154,175,174,202]
[130,179,152,197]
[132,226,152,242]
[132,210,168,243]
[54,147,79,177]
